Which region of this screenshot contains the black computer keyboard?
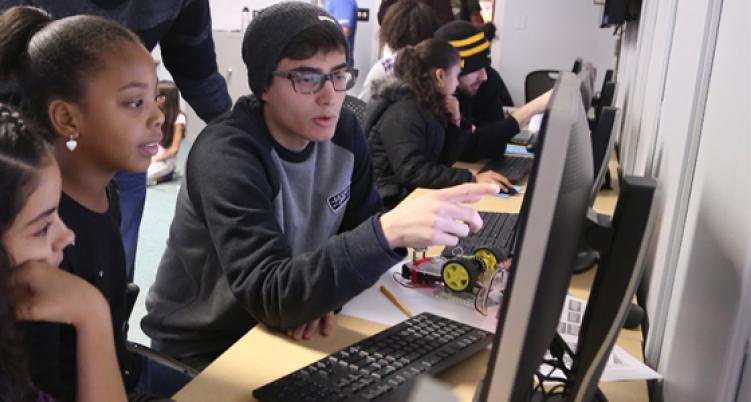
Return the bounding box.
[252,313,493,402]
[480,156,533,183]
[511,129,534,145]
[441,211,518,259]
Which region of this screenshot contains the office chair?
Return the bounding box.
[524,70,559,103]
[343,94,366,128]
[124,283,200,377]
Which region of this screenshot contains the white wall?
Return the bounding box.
[613,0,751,399]
[209,0,278,31]
[616,0,734,372]
[656,0,751,399]
[493,0,617,105]
[208,0,616,107]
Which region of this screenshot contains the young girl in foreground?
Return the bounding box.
[0,6,179,399]
[0,104,126,402]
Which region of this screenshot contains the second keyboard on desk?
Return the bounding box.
[480,156,533,183]
[442,211,518,259]
[252,313,493,402]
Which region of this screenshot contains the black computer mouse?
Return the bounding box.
[499,186,518,196]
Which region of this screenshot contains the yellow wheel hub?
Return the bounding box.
[443,262,471,292]
[474,249,497,272]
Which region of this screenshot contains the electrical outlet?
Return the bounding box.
[357,8,369,22]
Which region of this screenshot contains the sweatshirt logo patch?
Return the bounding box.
[328,185,350,213]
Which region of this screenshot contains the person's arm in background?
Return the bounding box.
[159,0,231,123]
[152,114,185,163]
[509,91,550,128]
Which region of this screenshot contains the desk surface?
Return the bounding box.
[174,159,647,402]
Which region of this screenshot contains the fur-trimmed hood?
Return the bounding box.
[363,77,414,135]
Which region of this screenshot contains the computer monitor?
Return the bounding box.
[601,0,642,27]
[572,57,583,74]
[593,80,616,125]
[589,106,618,203]
[577,63,597,111]
[479,72,594,401]
[566,175,656,402]
[575,106,617,276]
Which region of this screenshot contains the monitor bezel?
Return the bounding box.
[480,72,594,401]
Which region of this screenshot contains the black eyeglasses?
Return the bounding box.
[271,68,359,94]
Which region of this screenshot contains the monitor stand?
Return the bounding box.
[573,247,600,273]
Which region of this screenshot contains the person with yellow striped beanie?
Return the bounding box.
[435,21,550,162]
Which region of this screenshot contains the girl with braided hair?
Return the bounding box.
[0,103,126,402]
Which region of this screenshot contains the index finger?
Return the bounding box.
[433,183,500,203]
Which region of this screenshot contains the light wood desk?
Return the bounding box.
[174,159,648,402]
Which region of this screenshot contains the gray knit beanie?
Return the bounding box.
[242,1,347,96]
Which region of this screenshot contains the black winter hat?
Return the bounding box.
[434,21,491,75]
[242,2,347,96]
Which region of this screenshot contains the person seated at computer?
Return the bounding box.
[366,39,514,209]
[359,0,442,103]
[141,2,499,371]
[434,21,550,162]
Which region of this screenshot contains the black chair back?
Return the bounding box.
[343,95,366,128]
[525,70,559,103]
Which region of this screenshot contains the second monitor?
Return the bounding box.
[481,71,594,401]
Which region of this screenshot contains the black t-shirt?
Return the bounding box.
[25,183,141,401]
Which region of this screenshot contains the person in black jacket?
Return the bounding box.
[435,21,550,163]
[366,39,514,209]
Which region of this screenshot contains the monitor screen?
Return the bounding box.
[567,175,656,402]
[572,57,583,74]
[594,80,617,123]
[480,72,594,401]
[589,106,618,203]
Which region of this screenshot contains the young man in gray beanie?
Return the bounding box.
[435,21,551,164]
[142,1,498,370]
